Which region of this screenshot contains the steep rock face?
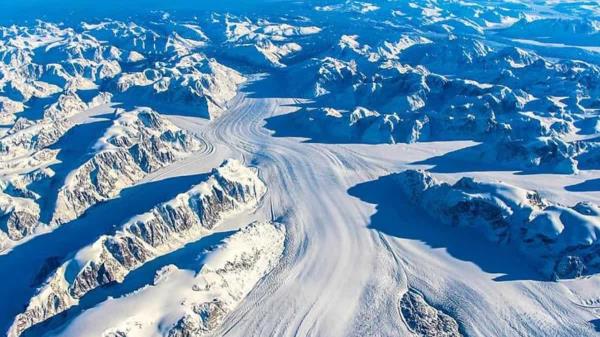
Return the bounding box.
[0,89,111,162]
[54,221,284,337]
[0,113,73,252]
[399,37,600,105]
[41,91,89,120]
[0,17,247,254]
[51,149,146,225]
[392,170,600,279]
[9,160,267,337]
[0,21,120,109]
[0,193,41,247]
[82,19,209,57]
[312,57,363,98]
[333,34,433,70]
[0,90,112,251]
[52,108,202,225]
[8,266,76,337]
[278,52,589,173]
[0,79,61,105]
[0,118,73,159]
[400,290,462,337]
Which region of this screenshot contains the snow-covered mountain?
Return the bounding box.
[42,220,285,337]
[9,159,266,337]
[1,1,600,337]
[268,34,597,173]
[391,169,600,279]
[0,107,202,253]
[52,108,203,225]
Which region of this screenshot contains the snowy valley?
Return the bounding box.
[1,1,600,337]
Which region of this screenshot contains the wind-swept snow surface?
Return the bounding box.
[1,1,600,337]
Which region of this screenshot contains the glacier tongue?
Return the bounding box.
[9,159,267,337]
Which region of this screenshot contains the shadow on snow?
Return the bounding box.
[348,174,546,282]
[21,230,236,337]
[30,114,115,223]
[0,172,210,334]
[565,178,600,192]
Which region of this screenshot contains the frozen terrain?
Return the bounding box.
[1,1,600,337]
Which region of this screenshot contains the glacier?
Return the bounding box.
[0,1,599,337]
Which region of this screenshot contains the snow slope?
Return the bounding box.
[49,221,285,337]
[9,159,266,337]
[0,1,600,337]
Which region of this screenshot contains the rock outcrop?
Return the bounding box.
[52,108,201,225]
[392,170,600,279]
[9,160,267,337]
